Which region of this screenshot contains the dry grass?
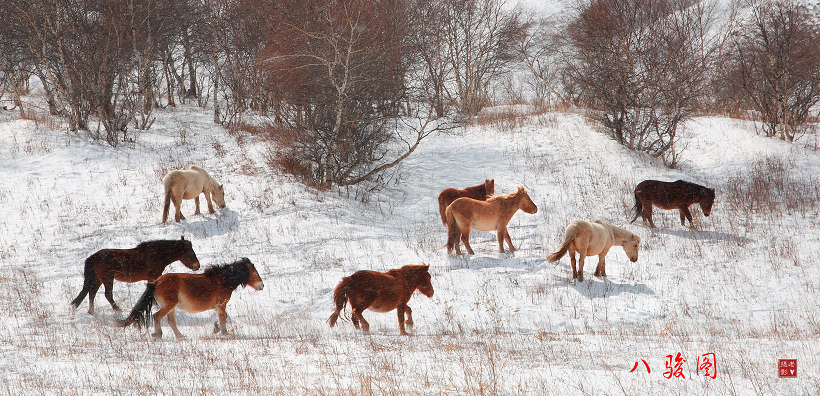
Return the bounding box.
[725,156,820,219]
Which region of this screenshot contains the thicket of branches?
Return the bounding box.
[720,0,820,142]
[0,0,817,180]
[521,0,819,163]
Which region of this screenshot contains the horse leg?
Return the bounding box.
[577,255,586,282]
[642,202,655,228]
[194,196,201,215]
[102,272,120,312]
[396,304,408,336]
[215,304,229,335]
[680,206,694,228]
[204,191,215,213]
[152,305,175,338]
[594,251,609,277]
[504,227,516,252]
[352,308,370,333]
[404,305,414,333]
[569,251,578,281]
[460,224,474,255]
[86,279,102,315]
[167,309,185,339]
[173,195,185,222]
[497,229,505,253]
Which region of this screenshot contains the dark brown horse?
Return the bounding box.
[631,180,715,228]
[117,257,264,338]
[437,179,494,225]
[71,237,200,315]
[328,264,433,335]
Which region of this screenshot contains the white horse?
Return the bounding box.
[547,220,640,282]
[162,165,225,223]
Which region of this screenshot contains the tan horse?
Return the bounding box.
[162,165,225,223]
[437,179,494,225]
[445,186,538,255]
[547,220,641,282]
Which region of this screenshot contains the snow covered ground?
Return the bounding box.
[0,99,818,394]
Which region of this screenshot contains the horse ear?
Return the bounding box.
[423,264,430,271]
[180,236,185,241]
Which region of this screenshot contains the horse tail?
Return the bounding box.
[116,283,156,329]
[327,277,352,327]
[161,184,172,224]
[630,189,642,223]
[70,256,96,309]
[445,208,460,254]
[547,226,576,262]
[438,194,448,225]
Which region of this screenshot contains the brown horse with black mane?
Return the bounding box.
[71,237,200,315]
[437,179,494,225]
[631,180,715,228]
[117,257,264,338]
[446,186,538,254]
[328,264,433,335]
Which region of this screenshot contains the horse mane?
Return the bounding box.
[675,180,714,201]
[204,258,251,290]
[135,239,189,250]
[387,265,429,285]
[487,186,525,209]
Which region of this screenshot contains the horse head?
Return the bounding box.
[484,179,495,198]
[700,187,715,217]
[622,234,641,262]
[212,184,226,209]
[178,236,200,270]
[413,264,434,298]
[243,258,265,291]
[517,186,538,214]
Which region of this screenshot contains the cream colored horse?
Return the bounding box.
[547,220,640,282]
[162,165,225,223]
[446,186,538,254]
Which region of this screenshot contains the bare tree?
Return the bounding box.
[442,0,524,115]
[257,0,453,187]
[564,0,718,166]
[516,15,567,108]
[723,0,820,142]
[408,0,452,117]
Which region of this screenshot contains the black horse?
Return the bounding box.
[631,180,715,228]
[71,237,200,314]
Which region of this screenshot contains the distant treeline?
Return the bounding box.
[0,0,817,182]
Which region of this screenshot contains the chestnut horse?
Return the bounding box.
[71,237,200,315]
[162,165,225,223]
[117,257,264,338]
[327,264,433,335]
[445,186,538,255]
[437,179,495,225]
[547,220,640,282]
[630,180,715,228]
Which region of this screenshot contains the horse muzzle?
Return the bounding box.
[630,257,638,263]
[253,282,265,291]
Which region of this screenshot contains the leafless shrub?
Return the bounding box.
[720,0,820,142]
[725,156,820,218]
[563,0,719,166]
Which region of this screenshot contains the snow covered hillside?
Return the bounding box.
[0,102,818,394]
